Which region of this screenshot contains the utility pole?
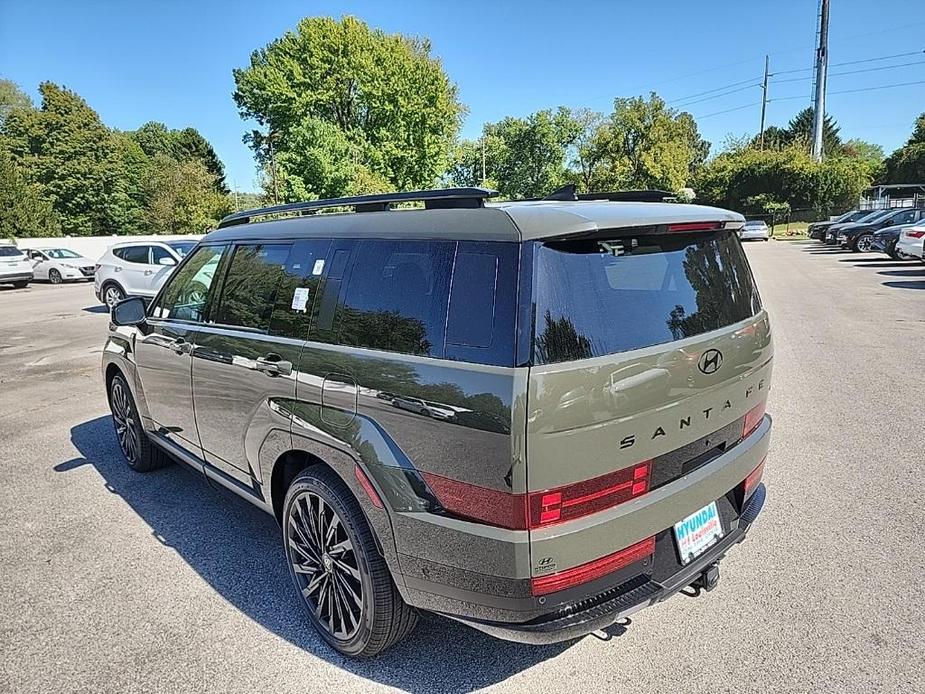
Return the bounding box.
[232,180,240,211]
[811,0,830,161]
[759,55,770,149]
[481,136,486,186]
[267,129,279,205]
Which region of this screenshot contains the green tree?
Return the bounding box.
[131,122,228,193]
[586,94,709,192]
[786,107,842,155]
[0,79,32,127]
[883,113,925,184]
[233,16,463,199]
[1,82,141,236]
[144,155,230,234]
[0,148,60,239]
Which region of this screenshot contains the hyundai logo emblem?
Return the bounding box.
[698,349,723,375]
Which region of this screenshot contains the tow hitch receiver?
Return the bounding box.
[692,563,720,593]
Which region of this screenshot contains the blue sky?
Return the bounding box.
[2,1,923,193]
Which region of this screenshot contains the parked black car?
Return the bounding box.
[839,208,925,252]
[808,210,868,240]
[872,220,925,259]
[823,210,893,244]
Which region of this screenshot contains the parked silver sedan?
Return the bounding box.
[739,220,770,241]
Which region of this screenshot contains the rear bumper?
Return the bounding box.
[449,483,766,644]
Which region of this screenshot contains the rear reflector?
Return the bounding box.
[744,457,766,499]
[354,465,383,509]
[743,400,766,438]
[531,536,656,596]
[422,460,652,531]
[667,221,724,233]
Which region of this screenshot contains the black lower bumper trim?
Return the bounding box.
[446,485,766,645]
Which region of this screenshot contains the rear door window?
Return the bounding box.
[0,246,24,257]
[332,239,454,357]
[211,243,293,332]
[113,246,150,264]
[533,231,762,364]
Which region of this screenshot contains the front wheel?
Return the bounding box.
[854,233,874,253]
[109,374,169,472]
[283,467,417,657]
[49,269,63,284]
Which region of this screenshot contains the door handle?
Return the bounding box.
[114,266,123,272]
[255,354,292,376]
[144,269,154,275]
[170,337,190,355]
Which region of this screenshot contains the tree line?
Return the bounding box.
[3,15,924,239]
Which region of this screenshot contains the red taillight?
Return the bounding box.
[422,461,652,531]
[531,536,656,596]
[742,400,766,438]
[906,229,925,239]
[667,221,724,233]
[421,472,528,529]
[744,457,766,498]
[354,465,383,509]
[528,461,651,529]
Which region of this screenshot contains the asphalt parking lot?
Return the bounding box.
[1,242,924,694]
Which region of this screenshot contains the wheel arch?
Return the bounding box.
[266,437,404,590]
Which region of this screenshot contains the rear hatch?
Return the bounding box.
[525,224,772,581]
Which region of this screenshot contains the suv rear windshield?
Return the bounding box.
[0,246,24,257]
[533,230,761,364]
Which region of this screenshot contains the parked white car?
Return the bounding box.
[739,220,770,241]
[0,244,34,288]
[25,247,96,283]
[895,224,925,261]
[95,239,198,308]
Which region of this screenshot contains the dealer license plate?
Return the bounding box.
[673,501,723,565]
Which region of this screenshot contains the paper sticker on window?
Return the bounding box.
[291,287,310,313]
[312,259,325,276]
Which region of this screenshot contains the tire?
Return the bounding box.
[108,374,169,472]
[12,281,29,289]
[283,466,417,657]
[103,282,125,309]
[853,233,873,253]
[49,269,63,284]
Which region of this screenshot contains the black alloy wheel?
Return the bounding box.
[283,467,417,657]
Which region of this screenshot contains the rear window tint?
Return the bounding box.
[533,231,761,364]
[113,246,149,264]
[335,239,454,357]
[0,246,24,257]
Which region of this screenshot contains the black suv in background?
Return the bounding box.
[808,210,868,240]
[838,208,925,252]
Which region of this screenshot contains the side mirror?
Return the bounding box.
[158,256,177,266]
[111,296,147,326]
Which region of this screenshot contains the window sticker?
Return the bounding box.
[312,259,325,276]
[291,287,310,313]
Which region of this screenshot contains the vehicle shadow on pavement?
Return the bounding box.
[878,268,925,277]
[82,304,109,314]
[882,280,925,290]
[59,416,578,693]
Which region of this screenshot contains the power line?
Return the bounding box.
[771,78,925,103]
[669,77,761,105]
[772,58,925,84]
[673,83,760,108]
[694,102,762,119]
[773,48,924,75]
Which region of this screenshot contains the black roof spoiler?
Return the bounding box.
[543,184,674,203]
[217,187,498,229]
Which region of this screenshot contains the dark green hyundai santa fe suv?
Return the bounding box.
[103,187,771,657]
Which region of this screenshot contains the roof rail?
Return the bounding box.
[542,184,674,203]
[217,187,498,229]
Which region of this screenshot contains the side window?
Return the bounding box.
[151,245,226,322]
[267,239,332,341]
[150,245,175,265]
[334,239,454,357]
[114,245,150,264]
[445,242,519,366]
[211,243,293,332]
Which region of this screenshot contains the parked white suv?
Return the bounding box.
[0,244,34,288]
[895,224,925,261]
[25,247,96,283]
[95,240,197,308]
